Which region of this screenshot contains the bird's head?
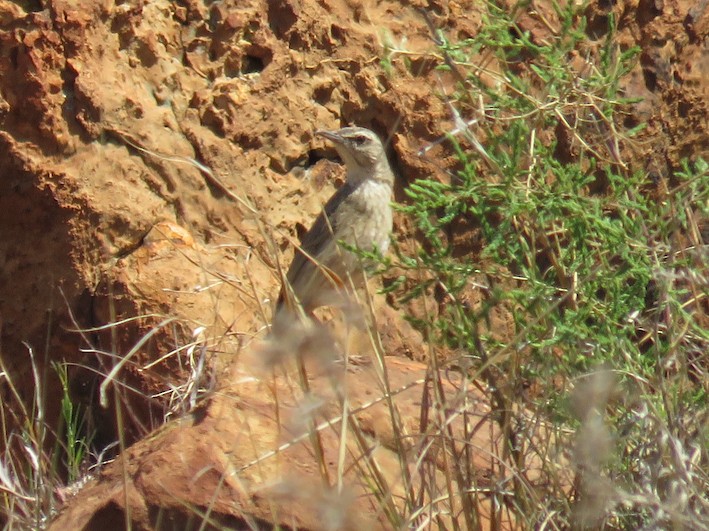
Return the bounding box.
[316,127,392,184]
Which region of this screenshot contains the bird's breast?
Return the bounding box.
[336,180,393,253]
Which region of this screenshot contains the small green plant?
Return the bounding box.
[0,356,98,528]
[53,362,94,484]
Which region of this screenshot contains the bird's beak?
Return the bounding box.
[315,130,345,145]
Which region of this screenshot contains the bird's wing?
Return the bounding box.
[283,181,354,290]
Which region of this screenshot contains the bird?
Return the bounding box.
[272,126,395,335]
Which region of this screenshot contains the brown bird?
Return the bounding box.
[272,126,394,334]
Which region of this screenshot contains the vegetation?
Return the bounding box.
[384,3,709,528]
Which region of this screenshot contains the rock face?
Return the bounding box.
[0,0,705,529]
[0,0,458,454]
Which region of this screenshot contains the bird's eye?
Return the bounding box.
[352,135,369,146]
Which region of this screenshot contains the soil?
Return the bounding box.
[0,0,706,529]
